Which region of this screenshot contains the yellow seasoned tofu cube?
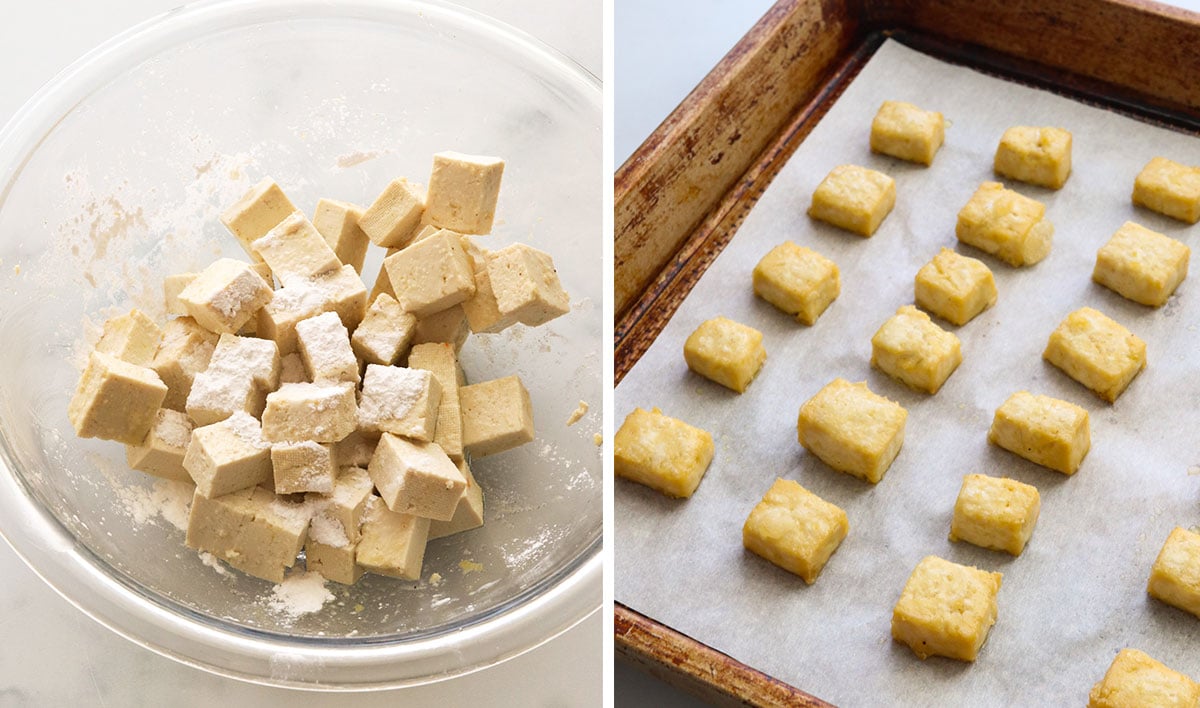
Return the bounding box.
[993,126,1073,189]
[682,316,766,393]
[1093,221,1190,307]
[891,556,1002,662]
[1043,307,1147,403]
[949,474,1041,556]
[614,407,714,498]
[752,242,840,325]
[808,164,896,236]
[870,305,963,394]
[742,478,849,584]
[870,100,945,166]
[796,378,907,484]
[1089,648,1200,708]
[956,182,1053,266]
[914,248,998,326]
[1133,156,1200,224]
[1147,526,1200,620]
[988,391,1090,474]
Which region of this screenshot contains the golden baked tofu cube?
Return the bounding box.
[870,305,963,394]
[426,151,505,235]
[956,182,1053,266]
[1089,648,1200,708]
[1043,307,1147,403]
[312,198,369,274]
[69,351,168,445]
[796,378,907,484]
[869,100,945,166]
[808,164,896,236]
[682,316,766,393]
[949,474,1041,556]
[742,478,849,584]
[891,555,1002,662]
[914,248,998,326]
[993,126,1073,189]
[988,391,1090,474]
[614,407,714,498]
[1147,526,1200,620]
[752,242,840,325]
[1094,221,1190,307]
[1133,156,1200,224]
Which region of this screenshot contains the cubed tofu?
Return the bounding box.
[914,248,998,326]
[164,273,197,315]
[614,407,714,498]
[178,258,274,334]
[1148,526,1200,620]
[95,309,162,366]
[295,311,358,384]
[869,100,945,166]
[1133,156,1200,224]
[1089,648,1200,708]
[271,441,337,494]
[956,182,1053,266]
[185,485,311,583]
[808,164,896,236]
[334,430,379,469]
[413,305,470,352]
[891,556,1002,662]
[256,280,327,355]
[486,243,571,328]
[220,177,298,262]
[988,391,1090,474]
[306,466,374,544]
[428,460,484,540]
[310,264,369,332]
[185,334,280,426]
[279,352,307,384]
[210,333,280,390]
[383,230,476,317]
[351,293,417,365]
[426,151,505,234]
[1093,221,1190,307]
[949,474,1041,556]
[1043,307,1147,403]
[313,198,370,273]
[752,242,840,325]
[682,316,766,393]
[68,351,168,444]
[304,535,362,585]
[870,305,963,394]
[742,478,849,584]
[182,412,272,498]
[369,433,466,522]
[993,126,1073,189]
[796,378,907,484]
[261,382,358,443]
[125,408,194,483]
[251,211,342,286]
[356,495,431,580]
[150,317,218,411]
[359,178,426,248]
[408,342,465,462]
[460,374,535,458]
[357,365,442,441]
[460,239,520,333]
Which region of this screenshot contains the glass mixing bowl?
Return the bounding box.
[0,0,601,689]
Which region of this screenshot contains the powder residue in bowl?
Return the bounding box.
[268,571,336,618]
[116,478,193,531]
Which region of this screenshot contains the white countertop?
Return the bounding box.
[0,1,600,705]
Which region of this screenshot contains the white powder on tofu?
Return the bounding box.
[225,411,270,449]
[309,512,350,548]
[268,495,316,532]
[268,280,326,317]
[154,410,192,450]
[267,571,335,618]
[358,365,425,427]
[295,311,353,375]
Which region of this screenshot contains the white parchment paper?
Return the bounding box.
[615,41,1200,707]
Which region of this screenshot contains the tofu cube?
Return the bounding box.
[1148,526,1200,620]
[408,342,465,462]
[279,352,307,384]
[304,535,362,585]
[356,495,431,580]
[183,412,272,497]
[956,182,1053,266]
[256,281,327,355]
[351,293,417,365]
[210,333,280,390]
[914,248,998,326]
[95,309,162,366]
[359,178,425,248]
[312,198,369,273]
[413,305,470,351]
[460,239,519,334]
[460,374,535,458]
[307,466,375,541]
[150,317,218,411]
[271,441,337,494]
[383,230,476,317]
[1093,221,1190,307]
[742,478,849,584]
[295,311,358,384]
[261,382,357,443]
[1133,156,1200,223]
[220,177,297,262]
[164,273,198,315]
[614,407,714,498]
[796,378,907,484]
[185,485,310,583]
[486,243,571,327]
[334,430,379,469]
[988,391,1090,474]
[185,334,279,425]
[369,434,465,521]
[1043,307,1147,402]
[69,351,168,444]
[949,474,1041,556]
[357,365,442,441]
[870,305,963,394]
[1089,648,1200,708]
[993,126,1073,189]
[752,242,840,325]
[426,151,505,234]
[178,258,274,334]
[251,211,342,286]
[125,408,194,483]
[808,164,896,237]
[891,556,1002,662]
[313,264,369,332]
[870,100,945,166]
[682,316,766,393]
[428,460,484,540]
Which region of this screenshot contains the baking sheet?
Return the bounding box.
[615,40,1200,707]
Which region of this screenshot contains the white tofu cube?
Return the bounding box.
[368,434,466,521]
[178,258,274,334]
[95,309,162,366]
[460,239,520,333]
[125,408,194,483]
[356,495,431,580]
[428,460,484,540]
[408,342,464,462]
[182,411,272,498]
[261,382,358,443]
[251,211,342,286]
[150,317,218,411]
[357,365,442,441]
[487,243,571,327]
[306,466,374,544]
[295,311,358,384]
[164,273,198,315]
[425,151,505,234]
[220,177,298,262]
[350,293,417,366]
[69,351,168,445]
[185,485,311,583]
[313,198,370,273]
[413,305,470,352]
[271,441,337,494]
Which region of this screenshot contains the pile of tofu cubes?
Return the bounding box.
[67,151,571,585]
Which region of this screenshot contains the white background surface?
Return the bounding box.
[0,1,600,706]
